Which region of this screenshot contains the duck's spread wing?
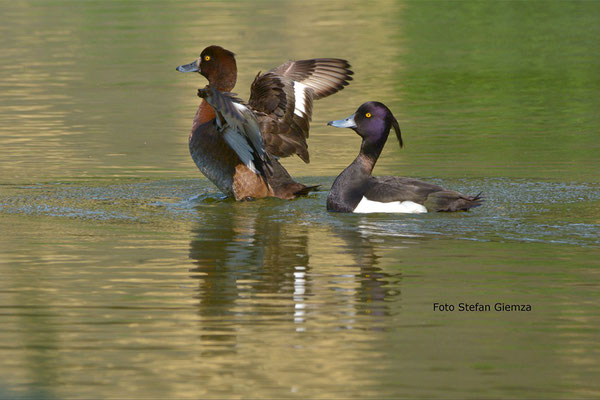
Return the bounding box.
[248,59,352,164]
[269,58,353,100]
[249,72,313,162]
[248,72,291,119]
[199,86,272,177]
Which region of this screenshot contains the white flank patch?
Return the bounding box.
[353,197,428,214]
[293,81,308,117]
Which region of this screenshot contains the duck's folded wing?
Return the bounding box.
[249,72,314,162]
[365,176,446,203]
[367,176,484,212]
[200,86,272,177]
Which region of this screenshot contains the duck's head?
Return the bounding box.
[176,45,237,92]
[327,102,402,148]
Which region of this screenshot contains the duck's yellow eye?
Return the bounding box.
[365,112,372,118]
[204,55,211,61]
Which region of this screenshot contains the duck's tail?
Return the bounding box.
[427,191,485,212]
[266,158,320,199]
[293,184,320,197]
[270,182,319,200]
[461,191,485,210]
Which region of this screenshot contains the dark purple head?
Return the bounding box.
[327,102,402,147]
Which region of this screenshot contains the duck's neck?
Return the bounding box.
[191,74,236,133]
[213,79,235,93]
[326,139,386,212]
[212,60,237,92]
[338,138,386,182]
[357,138,386,174]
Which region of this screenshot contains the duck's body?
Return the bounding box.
[327,102,483,213]
[178,46,353,200]
[189,108,310,199]
[189,112,271,199]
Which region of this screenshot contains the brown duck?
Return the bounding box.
[176,45,353,200]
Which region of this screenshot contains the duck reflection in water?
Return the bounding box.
[188,200,402,345]
[333,223,402,321]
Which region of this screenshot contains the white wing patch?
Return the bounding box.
[216,102,263,175]
[353,197,428,214]
[222,127,258,174]
[293,81,309,118]
[228,102,252,132]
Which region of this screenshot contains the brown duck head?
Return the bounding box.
[176,45,237,92]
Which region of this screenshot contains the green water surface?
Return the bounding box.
[1,1,599,398]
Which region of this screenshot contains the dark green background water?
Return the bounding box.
[1,1,599,398]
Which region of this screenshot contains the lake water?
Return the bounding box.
[1,1,599,398]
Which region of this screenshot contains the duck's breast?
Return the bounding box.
[189,118,273,200]
[189,120,237,197]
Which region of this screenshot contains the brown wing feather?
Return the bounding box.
[247,58,353,163]
[270,58,353,100]
[248,72,289,118]
[249,72,313,162]
[255,111,310,163]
